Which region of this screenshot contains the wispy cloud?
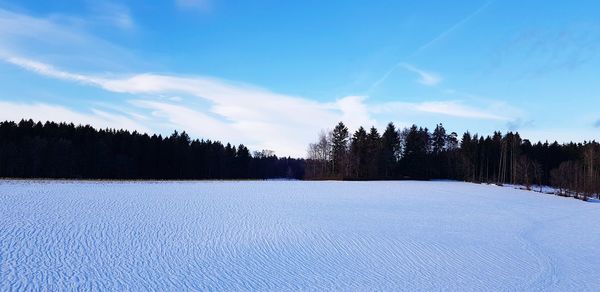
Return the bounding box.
[368,62,441,92]
[0,8,138,70]
[89,2,135,30]
[0,7,522,157]
[490,21,600,77]
[400,63,442,86]
[4,55,517,155]
[369,1,493,92]
[414,0,494,55]
[42,2,135,30]
[0,101,150,133]
[3,56,375,156]
[371,100,510,121]
[5,57,105,85]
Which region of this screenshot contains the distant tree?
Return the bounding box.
[350,126,368,179]
[381,122,400,178]
[330,122,349,178]
[532,160,544,192]
[303,121,600,199]
[0,119,304,180]
[236,144,251,178]
[447,132,459,151]
[254,149,275,158]
[582,143,597,196]
[432,123,447,155]
[516,155,533,189]
[366,126,382,179]
[459,132,475,181]
[402,125,431,179]
[306,130,331,179]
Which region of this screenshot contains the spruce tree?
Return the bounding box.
[432,123,447,154]
[350,127,368,179]
[381,122,400,178]
[367,126,382,179]
[330,122,349,177]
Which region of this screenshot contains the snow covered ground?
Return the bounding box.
[1,180,599,291]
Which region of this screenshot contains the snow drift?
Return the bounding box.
[0,180,599,290]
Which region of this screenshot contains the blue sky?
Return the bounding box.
[0,0,599,156]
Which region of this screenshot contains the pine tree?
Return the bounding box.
[381,122,400,178]
[367,126,382,179]
[0,119,305,180]
[402,125,431,179]
[432,123,447,155]
[330,122,349,178]
[350,127,368,179]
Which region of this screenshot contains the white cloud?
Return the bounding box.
[334,96,376,130]
[369,62,442,92]
[0,8,138,70]
[368,0,492,91]
[5,57,104,85]
[371,100,509,121]
[31,3,134,30]
[101,75,374,156]
[0,101,150,133]
[4,55,522,156]
[3,56,369,155]
[0,8,524,157]
[89,2,135,30]
[414,101,505,120]
[401,63,442,86]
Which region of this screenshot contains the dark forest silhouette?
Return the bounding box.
[1,119,599,200]
[307,121,600,201]
[0,120,304,180]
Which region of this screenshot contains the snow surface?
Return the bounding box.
[1,180,599,291]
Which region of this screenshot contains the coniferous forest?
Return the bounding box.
[306,121,600,201]
[1,119,599,200]
[0,120,304,180]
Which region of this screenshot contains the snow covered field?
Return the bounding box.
[1,180,599,291]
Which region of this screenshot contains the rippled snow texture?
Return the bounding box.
[1,180,600,291]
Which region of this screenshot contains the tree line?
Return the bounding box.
[307,121,600,201]
[0,120,304,180]
[2,119,598,201]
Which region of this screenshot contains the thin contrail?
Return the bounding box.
[368,0,495,93]
[413,0,494,56]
